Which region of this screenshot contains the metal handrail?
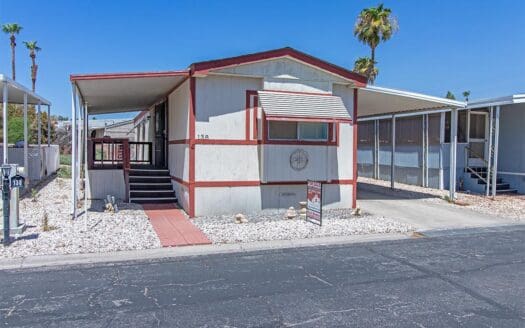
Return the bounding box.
[465,145,489,166]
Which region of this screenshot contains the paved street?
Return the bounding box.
[1,226,525,327]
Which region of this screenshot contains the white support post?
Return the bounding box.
[439,112,445,190]
[77,103,83,182]
[71,85,78,218]
[486,106,494,196]
[84,103,88,219]
[37,103,41,148]
[374,119,379,179]
[23,93,28,183]
[47,105,51,147]
[390,115,396,189]
[491,105,501,198]
[2,82,8,164]
[449,108,458,200]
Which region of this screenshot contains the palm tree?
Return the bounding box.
[23,41,41,92]
[353,57,378,84]
[462,91,471,102]
[2,23,23,80]
[445,91,456,100]
[354,4,397,83]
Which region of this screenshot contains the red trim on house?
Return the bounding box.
[169,139,190,145]
[264,115,352,124]
[171,176,354,188]
[253,95,259,140]
[171,176,190,188]
[262,89,333,96]
[133,110,149,124]
[245,91,257,140]
[190,47,367,87]
[188,76,196,217]
[70,70,190,81]
[352,88,358,209]
[170,139,258,146]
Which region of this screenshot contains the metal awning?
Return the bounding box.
[358,85,465,118]
[70,71,189,114]
[0,74,51,105]
[258,90,352,122]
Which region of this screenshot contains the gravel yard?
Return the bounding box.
[0,177,160,259]
[359,177,525,222]
[193,209,414,244]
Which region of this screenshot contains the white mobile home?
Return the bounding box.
[70,48,463,217]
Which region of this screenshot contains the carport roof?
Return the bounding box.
[70,70,189,114]
[358,85,465,118]
[0,74,51,106]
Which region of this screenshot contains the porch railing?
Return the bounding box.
[88,138,152,169]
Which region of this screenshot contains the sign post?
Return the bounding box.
[306,180,322,226]
[2,165,11,245]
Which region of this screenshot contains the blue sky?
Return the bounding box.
[0,0,524,118]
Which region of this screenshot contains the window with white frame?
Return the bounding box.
[268,121,328,141]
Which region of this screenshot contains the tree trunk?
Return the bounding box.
[31,53,37,92]
[367,46,377,85]
[10,35,16,80]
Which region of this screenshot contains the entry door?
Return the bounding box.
[154,102,167,168]
[468,111,489,167]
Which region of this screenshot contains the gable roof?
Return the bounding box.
[190,47,367,87]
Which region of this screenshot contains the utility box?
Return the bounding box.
[0,164,26,235]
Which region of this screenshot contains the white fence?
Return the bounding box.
[0,145,60,181]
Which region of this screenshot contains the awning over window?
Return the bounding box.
[258,91,352,123]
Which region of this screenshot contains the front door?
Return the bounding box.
[468,111,489,167]
[154,102,166,168]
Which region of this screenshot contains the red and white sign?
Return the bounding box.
[306,180,322,225]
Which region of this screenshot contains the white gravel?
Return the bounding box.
[0,177,160,259]
[193,209,414,244]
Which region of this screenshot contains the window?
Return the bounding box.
[444,111,467,143]
[268,121,329,141]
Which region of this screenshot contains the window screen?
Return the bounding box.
[268,121,328,141]
[268,121,297,140]
[298,122,328,140]
[444,111,467,143]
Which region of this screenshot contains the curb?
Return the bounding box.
[0,232,410,270]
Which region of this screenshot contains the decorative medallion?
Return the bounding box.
[290,149,309,171]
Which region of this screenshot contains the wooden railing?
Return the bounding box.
[88,138,152,169]
[87,138,153,202]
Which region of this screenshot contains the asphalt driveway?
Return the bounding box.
[357,182,517,231]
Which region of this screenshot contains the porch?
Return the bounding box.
[70,71,189,218]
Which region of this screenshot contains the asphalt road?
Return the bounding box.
[1,226,525,327]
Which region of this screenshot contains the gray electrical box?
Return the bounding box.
[0,164,26,235]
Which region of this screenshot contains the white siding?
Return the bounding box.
[195,145,259,181]
[195,75,262,140]
[213,57,349,94]
[168,79,189,140]
[87,170,125,200]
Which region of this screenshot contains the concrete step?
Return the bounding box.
[130,197,178,204]
[129,182,173,191]
[129,176,171,183]
[130,190,176,198]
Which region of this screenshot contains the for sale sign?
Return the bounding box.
[306,180,322,226]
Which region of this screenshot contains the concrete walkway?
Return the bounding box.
[357,182,517,231]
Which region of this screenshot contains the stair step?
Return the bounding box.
[130,183,173,191]
[130,190,176,198]
[129,176,171,183]
[129,169,170,177]
[130,197,178,204]
[496,189,518,194]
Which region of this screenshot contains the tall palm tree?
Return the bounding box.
[462,91,471,102]
[354,4,397,83]
[353,57,378,84]
[23,41,41,92]
[2,23,23,80]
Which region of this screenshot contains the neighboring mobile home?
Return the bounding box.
[358,94,525,196]
[69,48,464,217]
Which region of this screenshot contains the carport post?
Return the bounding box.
[390,114,396,189]
[374,119,379,179]
[491,105,501,198]
[23,93,28,184]
[70,85,77,218]
[2,82,8,164]
[47,105,51,147]
[486,106,493,196]
[449,108,458,200]
[84,102,88,219]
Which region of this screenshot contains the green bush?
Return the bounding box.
[58,165,71,179]
[60,154,72,165]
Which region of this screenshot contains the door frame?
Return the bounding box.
[468,110,489,167]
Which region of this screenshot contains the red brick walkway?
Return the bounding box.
[143,204,211,247]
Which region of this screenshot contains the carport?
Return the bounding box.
[357,85,466,200]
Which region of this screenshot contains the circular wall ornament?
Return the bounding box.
[290,149,309,171]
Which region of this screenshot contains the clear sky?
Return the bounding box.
[0,0,524,118]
